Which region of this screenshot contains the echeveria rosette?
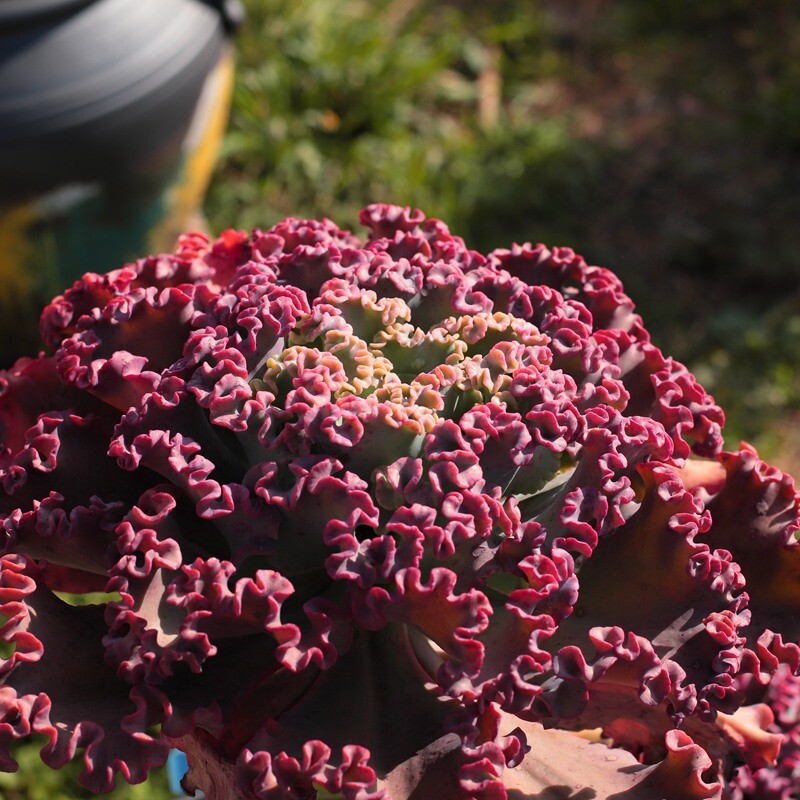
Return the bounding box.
[0,205,797,798]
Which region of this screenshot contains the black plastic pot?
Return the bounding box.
[0,0,96,26]
[0,0,240,364]
[0,0,234,197]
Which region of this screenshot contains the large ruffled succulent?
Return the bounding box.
[0,205,798,799]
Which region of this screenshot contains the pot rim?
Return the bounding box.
[0,0,97,26]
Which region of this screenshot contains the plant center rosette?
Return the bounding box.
[0,205,798,799]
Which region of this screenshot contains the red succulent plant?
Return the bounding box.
[0,205,798,799]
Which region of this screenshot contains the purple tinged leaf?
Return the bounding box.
[1,204,796,799]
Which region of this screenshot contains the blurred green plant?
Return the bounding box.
[205,0,578,233]
[692,302,800,463]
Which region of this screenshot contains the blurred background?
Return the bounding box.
[0,0,798,794]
